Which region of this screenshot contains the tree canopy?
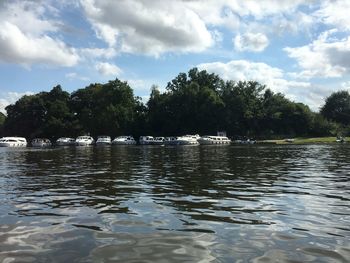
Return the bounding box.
[1,69,345,139]
[321,90,350,126]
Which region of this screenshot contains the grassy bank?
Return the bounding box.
[259,137,349,144]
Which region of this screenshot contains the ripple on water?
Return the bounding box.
[0,145,349,262]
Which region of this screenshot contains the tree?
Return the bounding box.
[70,79,140,136]
[221,81,265,136]
[149,69,225,135]
[321,90,350,125]
[0,112,5,137]
[2,71,338,139]
[4,94,46,138]
[4,85,74,139]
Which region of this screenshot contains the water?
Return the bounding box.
[0,145,349,262]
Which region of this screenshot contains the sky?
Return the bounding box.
[1,0,350,114]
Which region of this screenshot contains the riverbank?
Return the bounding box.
[259,137,349,144]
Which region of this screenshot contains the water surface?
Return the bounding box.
[0,145,349,262]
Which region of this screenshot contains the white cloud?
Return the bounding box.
[80,0,315,57]
[227,0,311,18]
[0,91,34,114]
[95,62,122,76]
[0,21,79,67]
[80,0,215,56]
[314,0,350,31]
[127,79,149,93]
[196,59,327,109]
[197,60,284,88]
[284,30,350,78]
[234,32,269,52]
[0,1,79,67]
[65,72,89,81]
[341,81,350,90]
[185,0,311,22]
[0,1,59,36]
[80,47,117,59]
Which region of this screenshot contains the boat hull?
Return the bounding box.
[96,142,111,145]
[175,139,199,145]
[32,142,51,147]
[198,140,231,145]
[76,141,94,146]
[56,142,74,146]
[112,141,136,145]
[0,142,27,147]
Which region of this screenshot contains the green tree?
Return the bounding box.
[0,112,5,137]
[4,94,46,138]
[70,79,140,136]
[42,85,77,138]
[4,85,74,139]
[321,90,350,125]
[148,69,225,135]
[221,81,265,136]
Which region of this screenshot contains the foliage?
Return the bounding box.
[70,79,139,137]
[321,90,350,125]
[0,112,5,136]
[1,69,345,139]
[4,85,74,139]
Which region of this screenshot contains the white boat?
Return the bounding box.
[153,137,165,145]
[75,136,94,146]
[0,137,27,147]
[175,134,200,145]
[31,138,51,147]
[139,136,154,145]
[56,137,75,146]
[112,136,136,145]
[96,136,111,145]
[336,137,345,143]
[284,138,295,143]
[164,137,178,145]
[198,136,231,145]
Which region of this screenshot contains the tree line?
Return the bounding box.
[1,68,349,140]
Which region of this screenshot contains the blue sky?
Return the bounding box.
[1,0,350,113]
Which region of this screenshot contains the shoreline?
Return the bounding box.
[257,137,349,145]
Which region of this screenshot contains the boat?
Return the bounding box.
[336,137,345,143]
[139,136,154,145]
[175,134,200,145]
[0,137,27,147]
[75,136,94,146]
[284,138,295,143]
[112,136,136,145]
[153,137,165,145]
[164,137,178,145]
[56,137,75,146]
[31,138,51,147]
[198,136,231,145]
[96,136,111,145]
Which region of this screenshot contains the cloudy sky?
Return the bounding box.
[1,0,350,113]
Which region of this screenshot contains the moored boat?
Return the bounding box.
[75,136,94,146]
[139,136,154,145]
[96,136,111,145]
[198,136,231,145]
[0,137,27,147]
[164,137,178,145]
[56,137,75,146]
[153,137,165,145]
[112,136,136,145]
[175,134,200,145]
[31,138,51,147]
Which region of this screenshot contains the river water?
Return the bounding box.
[0,144,349,262]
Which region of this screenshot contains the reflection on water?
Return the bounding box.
[0,145,349,262]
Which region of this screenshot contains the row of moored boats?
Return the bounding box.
[0,135,231,147]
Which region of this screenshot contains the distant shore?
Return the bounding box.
[257,137,349,144]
